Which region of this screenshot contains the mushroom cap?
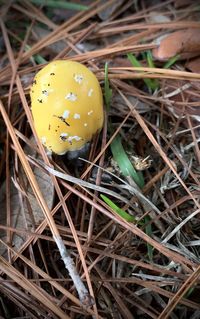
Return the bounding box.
[30,60,104,155]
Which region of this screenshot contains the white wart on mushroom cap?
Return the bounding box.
[30,60,104,155]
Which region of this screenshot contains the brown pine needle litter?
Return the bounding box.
[0,1,200,318]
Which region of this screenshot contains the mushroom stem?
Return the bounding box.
[54,235,94,306]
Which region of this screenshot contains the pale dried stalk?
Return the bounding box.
[41,161,161,215]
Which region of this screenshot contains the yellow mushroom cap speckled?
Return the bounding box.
[30,60,104,155]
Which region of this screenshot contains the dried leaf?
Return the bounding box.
[0,139,54,258]
[147,11,171,23]
[153,29,200,61]
[98,0,124,20]
[186,57,200,73]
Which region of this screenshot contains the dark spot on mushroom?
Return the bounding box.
[48,83,50,86]
[31,90,34,93]
[60,135,67,141]
[37,99,43,103]
[50,72,55,75]
[48,124,51,130]
[53,115,70,126]
[33,80,37,85]
[42,90,48,94]
[55,130,58,132]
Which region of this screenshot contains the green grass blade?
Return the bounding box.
[163,54,180,69]
[29,0,88,11]
[100,194,136,222]
[111,135,144,188]
[25,44,47,64]
[104,62,144,188]
[33,54,47,64]
[127,53,156,92]
[146,51,159,90]
[146,50,155,68]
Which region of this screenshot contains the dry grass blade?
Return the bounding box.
[0,239,98,317]
[58,178,195,269]
[158,265,200,319]
[118,90,200,208]
[97,21,200,35]
[0,254,70,319]
[0,99,92,305]
[0,18,94,307]
[97,67,200,81]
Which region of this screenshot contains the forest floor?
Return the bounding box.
[0,1,200,318]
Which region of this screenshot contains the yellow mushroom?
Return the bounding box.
[30,60,104,155]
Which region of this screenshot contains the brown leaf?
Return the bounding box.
[0,139,54,258]
[153,29,200,61]
[98,0,124,21]
[186,57,200,73]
